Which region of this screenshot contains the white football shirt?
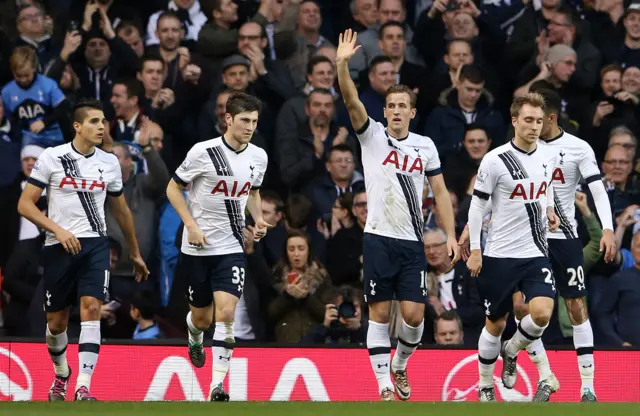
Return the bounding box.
[541,130,602,240]
[356,117,441,242]
[29,142,123,246]
[473,141,557,258]
[174,136,268,256]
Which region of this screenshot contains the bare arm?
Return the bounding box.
[247,189,263,223]
[18,183,62,236]
[166,178,196,229]
[336,29,368,132]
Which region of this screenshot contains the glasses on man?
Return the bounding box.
[604,159,631,166]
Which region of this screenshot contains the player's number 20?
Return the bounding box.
[232,266,245,285]
[567,266,585,287]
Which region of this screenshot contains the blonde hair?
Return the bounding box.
[10,46,37,73]
[510,92,545,118]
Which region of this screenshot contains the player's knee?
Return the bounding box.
[80,299,101,321]
[46,317,67,334]
[513,302,528,321]
[529,308,553,327]
[215,307,235,324]
[192,312,213,329]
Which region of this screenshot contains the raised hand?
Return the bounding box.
[336,29,362,64]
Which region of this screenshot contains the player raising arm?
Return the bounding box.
[337,29,458,401]
[166,92,269,402]
[18,100,148,402]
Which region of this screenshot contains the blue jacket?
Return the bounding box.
[424,88,504,159]
[594,267,640,346]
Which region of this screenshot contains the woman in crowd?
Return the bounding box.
[268,230,332,343]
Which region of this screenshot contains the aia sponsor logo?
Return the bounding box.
[442,353,533,402]
[59,176,105,192]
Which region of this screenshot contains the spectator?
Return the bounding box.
[357,21,424,92]
[317,192,356,241]
[602,144,638,221]
[15,3,59,71]
[287,0,334,89]
[341,0,379,34]
[255,190,287,268]
[145,0,207,49]
[305,144,365,221]
[130,291,165,339]
[45,5,140,119]
[594,231,640,346]
[325,190,367,287]
[268,230,332,343]
[425,64,504,159]
[608,126,640,187]
[300,285,366,344]
[136,55,180,127]
[117,21,145,57]
[604,3,640,69]
[434,310,465,345]
[3,46,68,148]
[109,78,146,167]
[444,123,491,201]
[424,228,483,346]
[350,0,423,83]
[105,133,169,303]
[0,145,46,337]
[278,89,355,191]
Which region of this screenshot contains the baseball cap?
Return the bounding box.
[624,2,640,18]
[221,54,250,72]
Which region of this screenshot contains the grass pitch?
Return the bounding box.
[3,402,640,416]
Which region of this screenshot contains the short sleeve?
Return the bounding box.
[28,149,54,189]
[473,156,497,200]
[252,152,268,189]
[107,160,124,196]
[424,140,442,176]
[578,145,602,184]
[355,117,383,146]
[174,145,206,185]
[49,79,65,107]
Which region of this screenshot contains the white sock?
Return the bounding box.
[46,325,69,377]
[505,315,545,358]
[77,320,100,391]
[211,322,234,391]
[478,327,501,389]
[186,311,204,345]
[367,321,394,393]
[391,319,423,371]
[526,338,553,381]
[573,320,595,392]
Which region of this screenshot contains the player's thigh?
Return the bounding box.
[548,239,586,300]
[362,234,398,304]
[395,239,428,304]
[180,253,214,308]
[211,253,247,301]
[476,257,520,323]
[42,242,78,312]
[76,237,111,304]
[520,257,557,318]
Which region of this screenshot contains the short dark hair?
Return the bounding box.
[140,54,165,71]
[261,190,284,213]
[459,64,485,84]
[385,84,417,109]
[301,0,321,7]
[114,78,143,101]
[464,122,488,136]
[226,92,262,118]
[369,55,393,74]
[131,291,157,320]
[378,21,405,40]
[157,10,184,29]
[529,80,555,93]
[307,87,333,104]
[328,144,353,159]
[284,194,312,229]
[73,99,103,123]
[307,55,333,75]
[535,88,562,116]
[446,38,471,54]
[117,21,141,36]
[555,6,576,27]
[435,310,463,331]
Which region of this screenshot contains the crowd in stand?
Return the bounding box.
[0,0,639,348]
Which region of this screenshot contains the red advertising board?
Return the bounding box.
[1,342,639,402]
